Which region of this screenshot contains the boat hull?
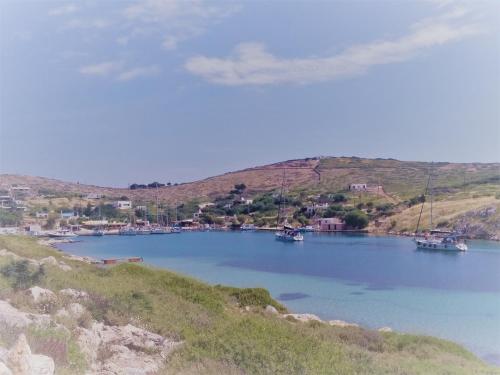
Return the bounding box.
[415,239,467,251]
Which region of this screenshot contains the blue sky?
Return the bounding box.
[1,0,499,186]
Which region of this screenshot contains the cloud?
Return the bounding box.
[185,8,482,86]
[117,65,161,81]
[64,18,111,30]
[121,0,240,50]
[79,61,122,76]
[48,4,79,16]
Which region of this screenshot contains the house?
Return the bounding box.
[35,212,49,219]
[113,201,132,210]
[349,183,367,191]
[10,186,30,192]
[60,210,77,219]
[316,218,345,231]
[86,193,103,199]
[199,202,215,209]
[306,202,329,215]
[240,197,253,205]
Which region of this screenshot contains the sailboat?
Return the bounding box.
[414,166,467,251]
[275,169,304,242]
[151,189,170,234]
[91,204,105,236]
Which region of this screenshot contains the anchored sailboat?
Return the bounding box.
[413,165,467,251]
[275,169,304,242]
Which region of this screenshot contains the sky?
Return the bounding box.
[0,0,499,187]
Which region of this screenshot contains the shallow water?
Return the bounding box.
[58,231,500,364]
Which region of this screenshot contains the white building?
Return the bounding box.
[306,202,329,215]
[113,201,132,210]
[349,183,367,191]
[86,193,103,199]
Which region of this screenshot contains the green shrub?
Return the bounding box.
[0,260,45,290]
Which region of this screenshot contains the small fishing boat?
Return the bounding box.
[48,229,77,238]
[170,226,181,234]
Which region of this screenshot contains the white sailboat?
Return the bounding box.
[275,169,304,242]
[414,166,467,252]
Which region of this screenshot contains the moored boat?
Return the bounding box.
[48,229,77,238]
[119,227,137,236]
[413,165,467,252]
[275,226,304,241]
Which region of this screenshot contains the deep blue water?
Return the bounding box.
[58,232,500,364]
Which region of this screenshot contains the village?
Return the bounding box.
[0,181,393,236]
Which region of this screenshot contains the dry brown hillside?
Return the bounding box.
[1,157,499,204]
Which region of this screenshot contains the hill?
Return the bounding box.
[2,156,499,203]
[2,156,499,238]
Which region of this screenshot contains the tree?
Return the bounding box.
[332,193,347,203]
[0,209,22,226]
[344,210,369,229]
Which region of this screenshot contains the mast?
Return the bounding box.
[429,163,433,232]
[156,186,160,225]
[415,168,432,237]
[276,169,286,229]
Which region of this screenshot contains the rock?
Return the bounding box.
[283,313,322,323]
[30,354,54,375]
[0,362,12,375]
[57,262,72,272]
[59,289,88,300]
[6,334,32,375]
[26,287,55,303]
[5,334,54,375]
[265,305,278,315]
[0,300,52,329]
[39,257,58,266]
[0,301,32,328]
[67,303,85,319]
[378,326,393,332]
[75,322,181,374]
[328,320,359,328]
[244,306,251,312]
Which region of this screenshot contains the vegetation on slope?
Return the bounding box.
[0,236,497,374]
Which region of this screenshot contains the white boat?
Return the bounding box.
[241,223,256,231]
[48,229,77,238]
[150,227,170,234]
[136,227,151,235]
[415,236,467,251]
[274,169,304,242]
[413,166,467,252]
[119,227,137,236]
[275,227,304,241]
[91,229,105,236]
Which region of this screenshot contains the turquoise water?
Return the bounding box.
[58,232,500,364]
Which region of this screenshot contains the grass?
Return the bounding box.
[0,235,498,374]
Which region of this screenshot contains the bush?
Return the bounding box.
[344,210,369,229]
[0,260,45,290]
[216,286,287,313]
